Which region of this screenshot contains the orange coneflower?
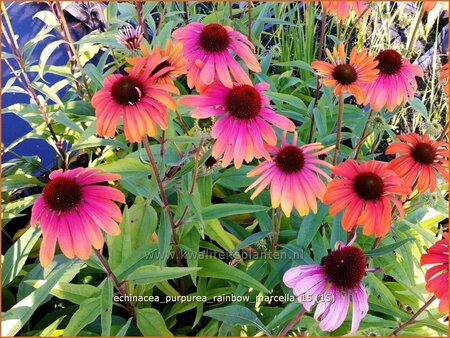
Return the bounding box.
[321,1,369,20]
[311,44,379,104]
[323,160,411,237]
[385,133,449,193]
[127,40,187,85]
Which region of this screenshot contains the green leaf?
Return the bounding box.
[129,197,158,250]
[204,219,236,253]
[266,91,307,110]
[115,318,132,336]
[136,308,173,336]
[2,259,82,336]
[197,257,270,293]
[2,174,44,192]
[38,40,67,79]
[408,98,428,119]
[296,203,328,248]
[273,60,314,72]
[2,227,41,286]
[107,206,132,270]
[158,212,172,268]
[101,279,113,336]
[232,231,271,253]
[201,203,268,221]
[63,296,101,336]
[52,111,83,134]
[365,238,414,257]
[26,281,98,305]
[127,266,201,285]
[204,305,271,336]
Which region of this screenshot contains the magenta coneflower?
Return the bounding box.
[179,81,295,168]
[323,159,411,237]
[91,51,179,143]
[30,168,125,267]
[172,22,260,89]
[363,49,424,112]
[116,26,143,52]
[283,237,370,333]
[246,132,334,217]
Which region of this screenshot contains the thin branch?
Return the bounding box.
[54,0,93,100]
[279,308,306,336]
[390,296,437,336]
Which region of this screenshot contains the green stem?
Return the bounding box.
[353,109,375,160]
[271,209,283,254]
[406,5,425,57]
[332,95,344,165]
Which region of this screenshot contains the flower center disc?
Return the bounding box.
[150,60,172,78]
[375,49,403,75]
[198,117,214,130]
[204,156,218,168]
[353,172,384,200]
[199,24,230,52]
[321,246,367,290]
[333,64,358,85]
[276,145,305,173]
[225,85,262,120]
[111,76,145,105]
[43,177,82,213]
[412,142,436,164]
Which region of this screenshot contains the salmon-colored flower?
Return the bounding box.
[172,22,260,89]
[385,133,449,193]
[311,44,379,104]
[321,1,369,20]
[423,1,438,11]
[440,61,449,95]
[284,237,369,333]
[91,52,179,143]
[30,168,125,267]
[420,233,448,312]
[363,49,424,112]
[126,40,187,84]
[246,132,333,217]
[179,81,295,168]
[323,160,411,237]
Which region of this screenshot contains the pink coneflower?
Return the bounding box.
[311,44,379,104]
[179,81,295,168]
[30,168,125,267]
[283,238,369,333]
[421,233,449,312]
[172,22,260,89]
[321,1,369,20]
[363,49,424,112]
[246,132,333,217]
[323,160,411,237]
[116,26,143,52]
[91,52,179,143]
[385,133,449,193]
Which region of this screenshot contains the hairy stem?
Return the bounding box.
[94,250,136,316]
[135,1,150,42]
